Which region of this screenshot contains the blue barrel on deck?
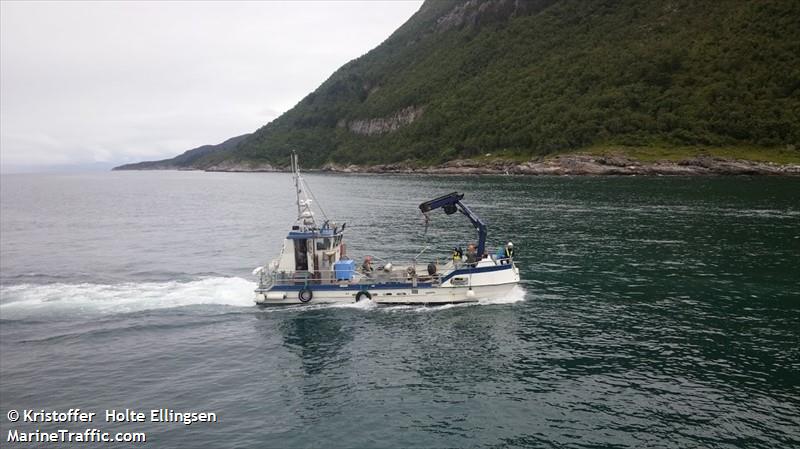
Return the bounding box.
[334,259,356,281]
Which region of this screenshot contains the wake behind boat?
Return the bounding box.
[253,153,520,305]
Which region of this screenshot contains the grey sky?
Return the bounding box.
[0,0,423,171]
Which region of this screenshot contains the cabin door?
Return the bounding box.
[294,239,308,271]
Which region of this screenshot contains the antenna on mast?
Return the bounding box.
[291,151,317,230]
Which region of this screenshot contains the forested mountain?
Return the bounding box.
[118,0,800,170]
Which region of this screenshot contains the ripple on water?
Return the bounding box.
[2,173,799,448]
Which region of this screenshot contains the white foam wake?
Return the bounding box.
[0,277,256,320]
[479,284,527,304]
[0,280,527,320]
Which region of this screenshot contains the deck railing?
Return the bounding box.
[256,256,513,291]
[257,267,444,290]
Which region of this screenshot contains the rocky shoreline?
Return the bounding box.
[197,154,800,176]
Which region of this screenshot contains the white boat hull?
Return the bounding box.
[255,262,520,306]
[255,282,519,306]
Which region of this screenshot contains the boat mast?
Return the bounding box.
[291,151,317,230]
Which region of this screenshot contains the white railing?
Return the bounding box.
[255,256,514,291]
[257,267,444,290]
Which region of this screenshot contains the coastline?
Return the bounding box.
[116,154,800,175]
[316,155,800,176]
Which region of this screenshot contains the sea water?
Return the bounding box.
[1,171,798,448]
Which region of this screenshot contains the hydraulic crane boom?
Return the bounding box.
[419,192,488,256]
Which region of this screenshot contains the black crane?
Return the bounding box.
[418,192,488,257]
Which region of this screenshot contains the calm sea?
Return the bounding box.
[1,171,798,448]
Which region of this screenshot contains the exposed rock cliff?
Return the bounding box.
[203,160,277,172]
[343,106,424,136]
[435,0,557,32]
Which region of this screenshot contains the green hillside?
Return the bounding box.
[113,134,250,170]
[194,0,800,168]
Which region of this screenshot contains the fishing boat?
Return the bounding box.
[253,153,519,305]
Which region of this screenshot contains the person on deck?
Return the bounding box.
[466,243,478,266]
[496,242,514,264]
[361,255,374,274]
[452,247,463,265]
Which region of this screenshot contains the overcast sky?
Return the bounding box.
[0,0,423,172]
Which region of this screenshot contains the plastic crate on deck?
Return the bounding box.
[334,259,356,281]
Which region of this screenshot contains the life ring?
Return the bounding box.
[299,288,313,303]
[355,291,372,302]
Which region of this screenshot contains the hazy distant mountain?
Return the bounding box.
[123,0,800,170]
[112,134,250,170]
[3,161,119,174]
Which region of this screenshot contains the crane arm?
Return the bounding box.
[419,192,488,256]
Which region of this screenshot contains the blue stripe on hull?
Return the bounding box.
[260,282,435,292]
[439,264,513,283]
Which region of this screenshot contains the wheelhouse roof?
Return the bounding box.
[286,230,343,240]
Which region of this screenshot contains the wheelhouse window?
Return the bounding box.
[294,239,308,271]
[316,238,333,251]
